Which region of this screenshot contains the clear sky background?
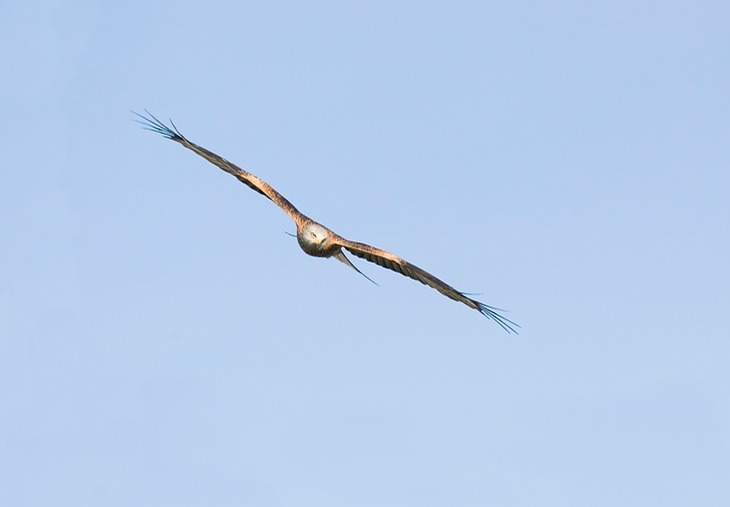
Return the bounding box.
[2,1,729,505]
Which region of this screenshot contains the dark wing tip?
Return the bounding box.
[472,299,520,334]
[132,109,183,141]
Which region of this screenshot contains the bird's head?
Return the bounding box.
[297,222,332,257]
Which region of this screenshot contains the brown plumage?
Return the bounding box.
[135,111,518,333]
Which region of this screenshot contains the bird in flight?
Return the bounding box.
[134,111,518,333]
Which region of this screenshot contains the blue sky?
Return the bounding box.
[2,1,729,505]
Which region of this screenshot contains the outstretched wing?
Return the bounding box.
[134,111,308,225]
[335,238,519,333]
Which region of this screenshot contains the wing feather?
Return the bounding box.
[337,238,519,333]
[134,111,307,225]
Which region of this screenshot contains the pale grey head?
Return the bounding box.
[297,222,335,257]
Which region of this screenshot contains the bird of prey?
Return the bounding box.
[135,111,518,333]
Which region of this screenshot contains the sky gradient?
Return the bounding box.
[2,1,729,505]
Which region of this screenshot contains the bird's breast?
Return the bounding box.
[296,234,334,257]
